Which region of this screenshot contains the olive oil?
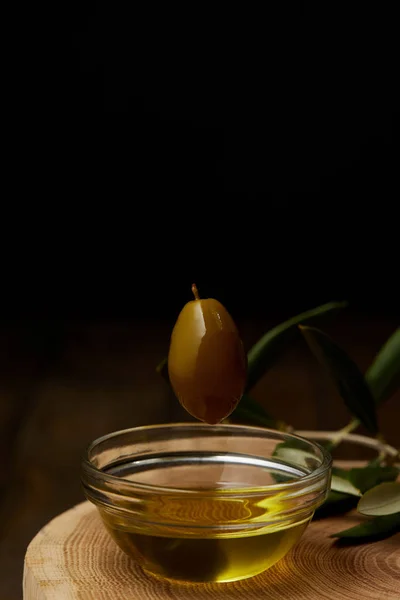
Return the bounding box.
[99,438,316,583]
[102,510,309,583]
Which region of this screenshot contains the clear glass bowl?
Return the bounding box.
[81,423,332,584]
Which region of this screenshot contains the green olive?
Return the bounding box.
[168,284,247,424]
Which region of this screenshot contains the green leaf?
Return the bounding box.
[331,466,351,479]
[299,326,378,435]
[270,440,322,484]
[271,439,324,477]
[357,482,400,516]
[272,438,312,458]
[327,465,396,498]
[367,455,384,468]
[349,466,399,494]
[156,357,170,384]
[245,301,348,392]
[314,490,358,519]
[273,446,319,470]
[331,513,400,541]
[324,490,352,504]
[230,394,279,428]
[331,474,361,497]
[366,328,400,405]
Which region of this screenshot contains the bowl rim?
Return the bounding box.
[81,422,332,497]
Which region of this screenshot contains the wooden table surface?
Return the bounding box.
[23,474,400,599]
[1,315,399,598]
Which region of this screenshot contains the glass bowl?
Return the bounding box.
[81,423,332,584]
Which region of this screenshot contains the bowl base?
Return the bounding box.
[106,519,310,585]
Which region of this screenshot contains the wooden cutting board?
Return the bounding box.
[23,480,400,599]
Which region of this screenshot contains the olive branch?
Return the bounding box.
[157,302,400,543]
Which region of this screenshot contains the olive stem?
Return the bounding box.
[191,283,200,300]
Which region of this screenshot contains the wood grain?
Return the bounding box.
[24,491,400,599]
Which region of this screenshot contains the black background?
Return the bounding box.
[2,2,398,321]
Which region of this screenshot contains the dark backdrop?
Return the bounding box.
[1,2,398,321]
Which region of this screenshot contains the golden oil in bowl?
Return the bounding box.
[81,424,331,584]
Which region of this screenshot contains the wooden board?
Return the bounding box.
[23,498,400,599]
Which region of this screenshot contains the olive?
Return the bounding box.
[168,284,247,424]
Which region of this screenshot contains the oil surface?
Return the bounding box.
[102,508,309,583]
